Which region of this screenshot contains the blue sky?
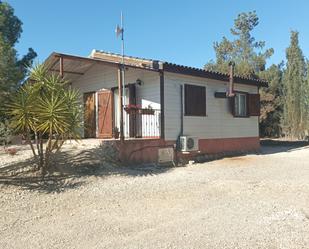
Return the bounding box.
[7,0,309,68]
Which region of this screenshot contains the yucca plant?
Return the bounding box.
[7,64,82,174]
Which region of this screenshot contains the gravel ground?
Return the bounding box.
[1,141,309,248]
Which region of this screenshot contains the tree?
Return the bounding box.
[259,63,284,137]
[282,31,309,139]
[205,11,273,78]
[205,11,289,138]
[7,64,82,174]
[0,1,37,119]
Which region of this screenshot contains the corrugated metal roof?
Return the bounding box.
[92,50,268,87]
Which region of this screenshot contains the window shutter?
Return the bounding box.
[128,84,136,105]
[228,96,235,116]
[184,84,206,116]
[248,94,260,116]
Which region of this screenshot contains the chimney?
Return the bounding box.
[228,61,235,97]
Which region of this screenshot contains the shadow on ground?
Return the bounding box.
[0,143,173,193]
[2,139,307,193]
[260,139,309,155]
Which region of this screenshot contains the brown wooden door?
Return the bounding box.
[128,84,137,138]
[83,92,96,138]
[98,90,113,139]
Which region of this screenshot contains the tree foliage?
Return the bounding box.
[0,1,37,119]
[7,64,82,173]
[282,31,309,139]
[205,11,282,137]
[205,11,273,78]
[259,63,284,137]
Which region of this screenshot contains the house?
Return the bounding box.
[44,50,267,163]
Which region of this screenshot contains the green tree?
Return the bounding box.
[205,11,289,138]
[205,11,273,78]
[0,1,37,119]
[305,59,309,134]
[282,31,308,139]
[7,64,82,174]
[259,63,284,137]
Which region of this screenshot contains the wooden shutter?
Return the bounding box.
[248,94,260,116]
[98,90,113,139]
[128,84,136,105]
[184,84,206,116]
[128,84,137,138]
[228,96,235,116]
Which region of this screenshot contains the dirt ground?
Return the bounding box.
[1,140,309,249]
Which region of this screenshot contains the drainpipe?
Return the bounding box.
[180,84,184,136]
[176,85,184,153]
[228,61,235,97]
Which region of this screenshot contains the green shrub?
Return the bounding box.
[0,120,12,148]
[7,64,82,174]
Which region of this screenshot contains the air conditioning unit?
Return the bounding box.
[179,136,199,152]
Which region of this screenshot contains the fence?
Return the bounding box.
[123,108,161,138]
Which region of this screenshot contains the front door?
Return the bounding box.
[98,90,113,138]
[83,92,96,138]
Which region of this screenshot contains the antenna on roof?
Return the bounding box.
[116,12,126,99]
[116,12,126,140]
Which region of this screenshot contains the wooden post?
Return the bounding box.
[159,71,165,139]
[59,56,64,78]
[118,66,124,141]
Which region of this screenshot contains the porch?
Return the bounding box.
[44,51,164,141]
[84,89,162,140]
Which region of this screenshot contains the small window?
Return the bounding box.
[234,93,247,117]
[184,84,206,116]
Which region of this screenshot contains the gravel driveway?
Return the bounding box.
[1,142,309,248]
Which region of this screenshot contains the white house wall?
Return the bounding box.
[164,72,259,141]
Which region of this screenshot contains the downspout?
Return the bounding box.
[176,84,184,153]
[180,84,184,136]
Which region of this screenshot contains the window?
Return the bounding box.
[184,84,206,116]
[234,92,247,117]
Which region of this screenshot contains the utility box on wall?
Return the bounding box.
[158,147,174,164]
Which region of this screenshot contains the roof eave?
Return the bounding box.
[163,63,268,87]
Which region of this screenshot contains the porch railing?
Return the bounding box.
[123,108,161,138]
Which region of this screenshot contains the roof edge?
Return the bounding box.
[163,63,268,87]
[45,51,268,87]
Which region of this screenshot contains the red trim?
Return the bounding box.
[115,139,174,163]
[107,136,259,164]
[198,137,260,154]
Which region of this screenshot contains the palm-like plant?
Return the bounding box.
[7,64,82,173]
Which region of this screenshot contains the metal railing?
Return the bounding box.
[123,108,161,138]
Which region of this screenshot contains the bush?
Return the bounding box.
[0,120,12,148]
[7,64,82,174]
